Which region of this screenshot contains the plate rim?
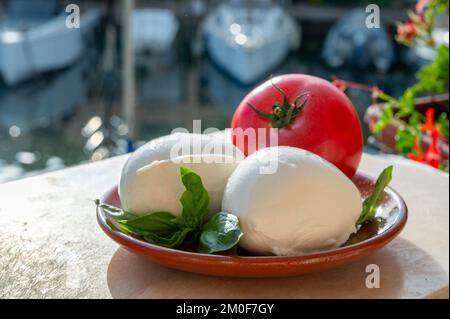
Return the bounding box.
[96,172,408,264]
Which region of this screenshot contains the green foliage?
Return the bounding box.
[372,0,449,167]
[373,103,394,133]
[434,0,449,13]
[396,126,420,155]
[438,113,449,137]
[413,45,449,95]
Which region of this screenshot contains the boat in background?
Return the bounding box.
[131,8,183,105]
[0,0,102,86]
[0,38,101,132]
[199,0,300,85]
[132,8,179,57]
[321,9,394,72]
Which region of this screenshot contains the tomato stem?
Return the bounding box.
[246,80,310,129]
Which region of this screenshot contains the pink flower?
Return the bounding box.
[415,0,429,14]
[371,86,384,100]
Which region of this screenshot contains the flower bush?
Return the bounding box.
[334,0,449,170]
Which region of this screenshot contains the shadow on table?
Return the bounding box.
[106,237,448,299]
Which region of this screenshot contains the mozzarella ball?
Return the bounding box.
[120,133,244,216]
[222,146,362,256]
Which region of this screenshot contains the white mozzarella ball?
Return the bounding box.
[120,133,243,216]
[222,146,362,256]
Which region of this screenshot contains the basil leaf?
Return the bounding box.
[106,219,135,236]
[120,212,181,235]
[198,212,243,254]
[96,200,181,237]
[357,166,394,225]
[179,166,210,229]
[144,227,193,248]
[95,199,136,221]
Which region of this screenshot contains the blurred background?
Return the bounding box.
[0,0,448,183]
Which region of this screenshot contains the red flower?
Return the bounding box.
[397,20,418,42]
[421,108,437,133]
[424,129,441,168]
[408,138,424,161]
[408,108,442,169]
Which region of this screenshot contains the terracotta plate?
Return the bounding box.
[97,173,407,278]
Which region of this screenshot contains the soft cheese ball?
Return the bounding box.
[120,133,244,216]
[222,146,362,256]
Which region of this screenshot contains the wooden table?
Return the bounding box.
[0,153,448,299]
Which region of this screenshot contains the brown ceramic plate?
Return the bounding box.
[97,173,407,278]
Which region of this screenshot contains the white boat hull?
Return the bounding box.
[0,9,101,86]
[201,3,300,84]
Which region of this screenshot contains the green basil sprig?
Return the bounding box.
[357,165,394,225]
[95,167,242,253]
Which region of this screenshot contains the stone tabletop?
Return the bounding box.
[0,153,448,299]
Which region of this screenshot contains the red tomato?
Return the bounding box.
[231,74,363,178]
